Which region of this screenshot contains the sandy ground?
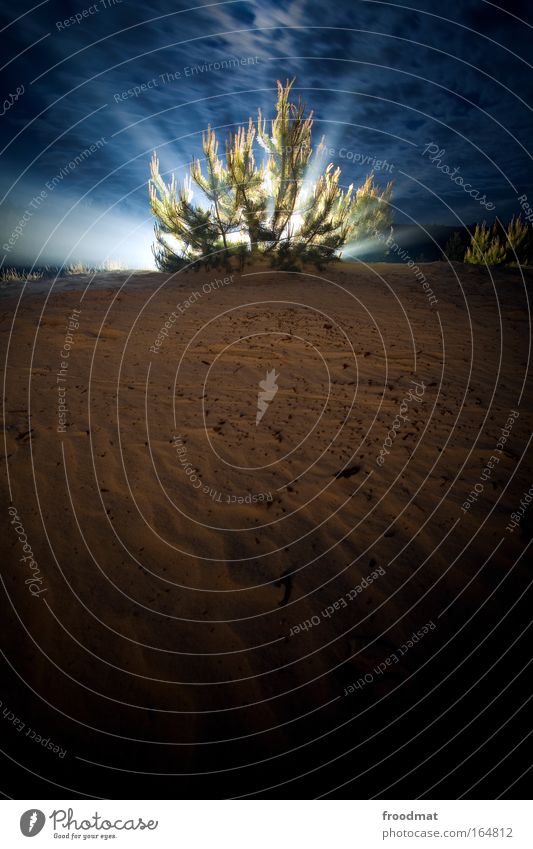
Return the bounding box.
[1,261,532,798]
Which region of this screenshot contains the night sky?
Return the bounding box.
[1,0,532,268]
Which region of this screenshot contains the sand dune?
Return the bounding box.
[1,261,532,798]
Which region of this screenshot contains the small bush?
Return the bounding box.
[465,217,532,266]
[149,79,393,271]
[444,231,466,261]
[0,267,43,283]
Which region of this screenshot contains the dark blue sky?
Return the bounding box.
[1,0,532,267]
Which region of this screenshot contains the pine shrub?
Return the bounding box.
[149,80,393,270]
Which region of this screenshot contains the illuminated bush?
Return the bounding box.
[465,217,531,266]
[149,80,393,270]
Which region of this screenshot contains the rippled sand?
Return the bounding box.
[1,261,532,798]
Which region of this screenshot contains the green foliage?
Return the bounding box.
[444,230,466,261]
[0,267,44,283]
[465,217,532,266]
[0,261,128,284]
[465,222,505,265]
[227,119,268,245]
[503,215,531,264]
[149,80,394,270]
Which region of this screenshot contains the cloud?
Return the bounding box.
[1,0,531,264]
